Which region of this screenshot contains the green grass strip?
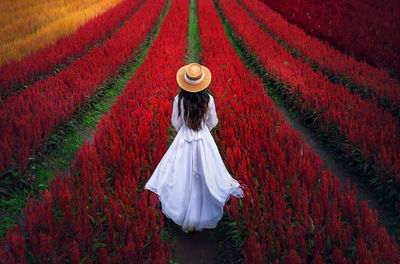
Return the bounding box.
[186,0,200,63]
[0,0,172,241]
[163,1,245,263]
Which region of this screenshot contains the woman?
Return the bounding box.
[145,63,243,233]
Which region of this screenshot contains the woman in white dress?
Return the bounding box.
[144,63,243,233]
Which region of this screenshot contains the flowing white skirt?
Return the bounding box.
[144,124,243,231]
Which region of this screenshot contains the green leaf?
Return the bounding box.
[93,242,107,250]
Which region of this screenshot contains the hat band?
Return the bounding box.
[184,72,205,85]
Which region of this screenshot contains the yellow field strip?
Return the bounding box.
[0,0,104,44]
[0,0,125,66]
[0,0,50,16]
[0,0,76,28]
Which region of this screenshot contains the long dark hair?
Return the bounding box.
[178,89,210,132]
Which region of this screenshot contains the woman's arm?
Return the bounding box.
[171,95,183,132]
[206,95,218,131]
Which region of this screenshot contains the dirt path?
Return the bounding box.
[171,229,220,264]
[212,0,399,243]
[171,0,399,261]
[274,103,398,239]
[233,0,399,240]
[168,1,222,263]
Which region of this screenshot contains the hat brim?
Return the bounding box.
[176,65,211,93]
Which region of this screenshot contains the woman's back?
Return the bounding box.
[145,63,243,233]
[171,93,218,132]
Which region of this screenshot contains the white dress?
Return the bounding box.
[144,94,243,232]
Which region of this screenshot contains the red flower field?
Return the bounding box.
[0,0,399,262]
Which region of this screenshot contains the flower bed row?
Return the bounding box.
[0,0,143,99]
[0,0,188,261]
[0,0,166,175]
[198,0,400,261]
[260,0,400,76]
[217,0,400,187]
[238,0,400,115]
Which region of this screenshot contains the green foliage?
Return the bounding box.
[0,0,173,242]
[187,0,200,63]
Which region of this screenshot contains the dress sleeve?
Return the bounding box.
[171,95,183,132]
[206,95,218,131]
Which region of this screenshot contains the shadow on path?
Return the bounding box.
[172,229,219,264]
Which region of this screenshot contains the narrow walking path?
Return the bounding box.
[167,0,221,263]
[166,0,400,262]
[274,103,399,239]
[212,0,399,243]
[172,229,219,263]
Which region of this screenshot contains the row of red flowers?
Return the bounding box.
[0,0,166,175]
[239,0,400,113]
[0,0,187,261]
[198,0,400,262]
[261,0,400,76]
[0,0,143,100]
[217,0,400,184]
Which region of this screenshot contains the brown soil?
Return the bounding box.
[171,229,220,264]
[169,0,221,263]
[274,103,398,239]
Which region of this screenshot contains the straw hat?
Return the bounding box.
[176,63,211,93]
